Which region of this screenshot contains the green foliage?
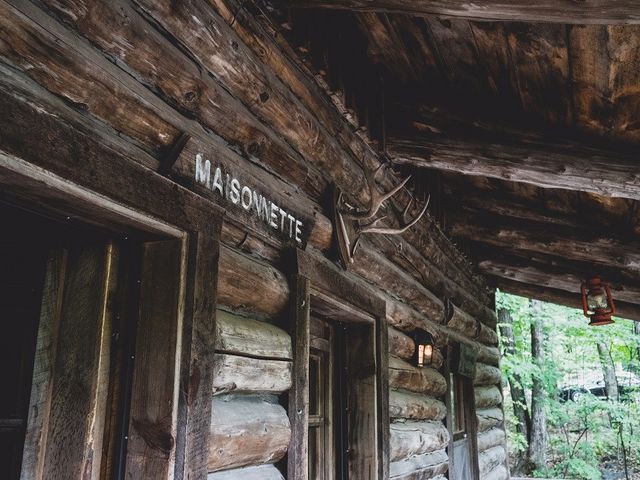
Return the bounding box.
[497,291,640,479]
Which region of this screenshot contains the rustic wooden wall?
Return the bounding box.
[0,0,505,478]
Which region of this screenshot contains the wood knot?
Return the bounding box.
[131,418,175,454]
[259,91,270,103]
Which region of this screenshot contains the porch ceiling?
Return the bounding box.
[281,1,640,320]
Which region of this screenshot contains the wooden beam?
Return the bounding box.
[288,0,640,24]
[491,277,640,322]
[477,257,640,305]
[388,135,640,200]
[448,220,640,272]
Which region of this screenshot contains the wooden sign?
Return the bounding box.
[457,344,477,379]
[172,138,317,247]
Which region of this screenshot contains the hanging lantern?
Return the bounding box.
[581,276,616,326]
[413,330,433,367]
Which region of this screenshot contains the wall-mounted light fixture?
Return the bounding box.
[581,276,616,326]
[413,330,434,368]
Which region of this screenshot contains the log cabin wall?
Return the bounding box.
[0,0,506,479]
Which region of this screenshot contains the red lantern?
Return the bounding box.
[581,276,616,326]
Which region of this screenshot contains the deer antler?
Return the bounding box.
[342,163,412,221]
[358,194,430,235]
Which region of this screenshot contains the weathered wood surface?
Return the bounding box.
[477,408,505,433]
[127,241,182,480]
[484,465,509,480]
[209,396,291,472]
[20,251,66,480]
[216,245,502,366]
[389,131,640,200]
[210,0,487,301]
[364,235,496,327]
[445,304,498,346]
[450,220,640,273]
[389,357,447,397]
[288,0,640,24]
[215,311,292,360]
[475,386,503,409]
[389,328,415,361]
[479,257,640,306]
[390,421,449,462]
[287,275,310,480]
[477,428,507,453]
[390,390,447,421]
[0,0,491,315]
[212,354,292,395]
[479,446,507,477]
[494,277,640,322]
[389,449,448,479]
[32,244,115,480]
[474,363,503,386]
[217,247,290,319]
[207,464,284,480]
[477,346,501,368]
[176,229,223,479]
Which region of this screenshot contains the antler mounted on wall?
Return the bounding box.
[332,162,429,268]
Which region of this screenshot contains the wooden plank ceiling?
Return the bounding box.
[278,2,640,320]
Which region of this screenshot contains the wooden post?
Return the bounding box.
[175,225,222,480]
[287,274,311,480]
[376,313,390,480]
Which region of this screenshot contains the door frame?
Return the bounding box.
[287,248,389,480]
[0,120,224,480]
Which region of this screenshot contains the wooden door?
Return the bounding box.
[308,317,336,480]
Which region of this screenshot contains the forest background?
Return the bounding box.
[497,292,640,479]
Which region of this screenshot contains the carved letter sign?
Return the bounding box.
[172,138,315,247]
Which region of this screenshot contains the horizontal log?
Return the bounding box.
[390,421,449,462]
[450,220,640,277]
[477,346,500,368]
[352,245,445,323]
[493,277,640,322]
[212,354,292,395]
[474,363,502,387]
[389,133,640,200]
[364,236,496,328]
[477,408,504,433]
[479,446,507,477]
[210,0,488,302]
[479,257,640,307]
[209,395,290,472]
[389,357,447,397]
[390,390,446,421]
[477,428,506,453]
[215,310,292,360]
[389,327,415,361]
[217,246,289,319]
[288,0,640,24]
[386,298,499,366]
[207,464,284,480]
[216,246,502,369]
[475,386,503,408]
[389,449,448,479]
[484,465,509,480]
[445,304,498,346]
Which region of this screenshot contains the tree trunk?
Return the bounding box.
[498,308,530,474]
[528,300,548,472]
[597,342,619,401]
[634,322,640,373]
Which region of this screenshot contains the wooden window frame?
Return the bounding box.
[0,123,224,480]
[287,249,389,480]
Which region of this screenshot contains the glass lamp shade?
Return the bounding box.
[581,277,616,326]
